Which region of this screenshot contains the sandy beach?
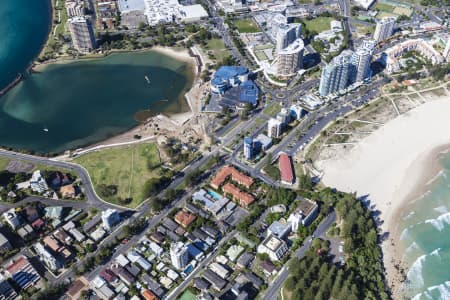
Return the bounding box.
[316,94,450,296]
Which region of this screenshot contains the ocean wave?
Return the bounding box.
[407,254,427,288]
[404,211,416,220]
[407,249,442,289]
[400,227,409,240]
[424,212,450,231]
[429,248,441,258]
[411,281,450,300]
[403,242,422,261]
[433,205,448,214]
[405,242,420,254]
[426,170,445,185]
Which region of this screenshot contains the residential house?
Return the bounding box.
[43,236,72,260]
[0,274,17,300]
[236,252,254,269]
[209,262,230,279]
[174,210,196,228]
[260,260,277,277]
[24,206,40,223]
[140,274,164,298]
[149,231,165,244]
[30,170,49,193]
[45,206,63,220]
[226,245,244,262]
[3,209,21,230]
[111,265,135,286]
[100,268,118,284]
[202,269,227,291]
[141,289,157,300]
[116,254,130,267]
[67,277,89,300]
[60,184,76,198]
[0,233,12,252]
[90,227,107,242]
[31,218,45,230]
[54,228,73,245]
[194,277,210,290]
[17,224,34,241]
[5,256,40,289]
[127,251,151,271]
[162,218,178,232]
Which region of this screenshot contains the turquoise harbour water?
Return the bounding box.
[398,154,450,299]
[0,1,193,154]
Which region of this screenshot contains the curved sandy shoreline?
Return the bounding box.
[10,46,202,156]
[316,94,450,297]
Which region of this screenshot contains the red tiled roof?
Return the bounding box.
[174,210,197,228]
[142,289,157,300]
[67,278,88,299]
[100,268,117,283]
[43,236,62,253]
[6,256,28,275]
[210,166,254,189]
[278,153,294,184]
[222,183,255,207]
[31,218,45,229]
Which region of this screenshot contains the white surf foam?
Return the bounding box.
[408,254,427,288]
[407,249,442,289]
[405,242,420,254]
[404,211,416,220]
[433,205,448,214]
[400,227,410,240]
[426,169,445,185]
[411,281,450,300]
[424,212,450,231]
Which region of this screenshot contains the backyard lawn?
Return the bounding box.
[234,18,261,33]
[179,290,196,300]
[303,17,334,34]
[74,143,162,208]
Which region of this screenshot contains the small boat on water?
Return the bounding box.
[160,99,169,102]
[145,75,150,84]
[43,127,49,132]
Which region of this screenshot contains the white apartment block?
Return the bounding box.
[257,234,288,261]
[66,0,85,17]
[373,17,395,43]
[68,16,96,54]
[267,118,283,138]
[274,38,304,77]
[384,38,444,73]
